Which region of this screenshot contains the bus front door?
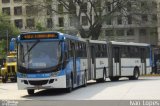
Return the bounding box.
[113,47,121,76]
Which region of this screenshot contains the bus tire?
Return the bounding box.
[2,75,8,83]
[27,89,34,95]
[109,77,119,81]
[2,78,6,83]
[10,77,17,82]
[133,68,139,80]
[10,78,14,82]
[82,71,87,87]
[129,68,139,80]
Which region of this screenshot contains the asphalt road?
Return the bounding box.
[0,76,160,101]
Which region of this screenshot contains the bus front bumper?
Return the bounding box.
[17,75,67,90]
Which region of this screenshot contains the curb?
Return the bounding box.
[142,74,160,77]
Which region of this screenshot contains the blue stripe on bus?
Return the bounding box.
[62,58,81,74]
[17,72,52,78]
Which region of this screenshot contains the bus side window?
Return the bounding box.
[134,47,139,58]
[91,45,95,63]
[68,40,73,57]
[140,48,146,63]
[114,47,120,63]
[82,43,84,57]
[146,47,150,58]
[64,41,69,59]
[83,43,87,57]
[121,46,126,58]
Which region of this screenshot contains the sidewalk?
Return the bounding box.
[143,74,160,77]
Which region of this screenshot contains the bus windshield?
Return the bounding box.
[18,41,61,70]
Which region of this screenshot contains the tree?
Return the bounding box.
[0,14,20,38]
[0,13,20,58]
[24,0,157,40]
[36,23,46,31]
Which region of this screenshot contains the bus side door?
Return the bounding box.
[113,47,121,76]
[91,45,96,79]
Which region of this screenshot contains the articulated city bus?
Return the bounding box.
[17,31,152,95]
[17,32,88,95]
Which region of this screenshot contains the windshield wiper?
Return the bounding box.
[24,40,40,58]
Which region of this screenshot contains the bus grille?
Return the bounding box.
[7,66,15,73]
[28,80,48,85]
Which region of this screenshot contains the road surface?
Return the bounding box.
[0,76,160,100]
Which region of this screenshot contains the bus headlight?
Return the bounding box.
[50,71,59,77]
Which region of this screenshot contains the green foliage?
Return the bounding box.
[0,14,20,37]
[36,23,46,31]
[0,39,7,58]
[0,13,20,58]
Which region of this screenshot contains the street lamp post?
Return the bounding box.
[6,30,9,55]
[0,30,9,55]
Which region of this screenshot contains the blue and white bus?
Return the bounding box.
[17,32,88,95]
[17,31,153,95]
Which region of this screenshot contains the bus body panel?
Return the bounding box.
[120,58,141,76]
[95,58,108,79]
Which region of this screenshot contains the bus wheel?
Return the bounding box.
[109,77,119,81]
[82,72,87,87]
[10,77,17,82]
[27,89,34,95]
[66,77,73,93]
[133,68,139,80]
[2,75,8,83]
[2,78,6,83]
[129,68,139,80]
[10,78,14,82]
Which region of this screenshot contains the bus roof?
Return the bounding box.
[89,40,106,44]
[110,41,150,47]
[19,31,87,42]
[63,33,86,42]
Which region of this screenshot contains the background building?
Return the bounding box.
[0,0,160,46]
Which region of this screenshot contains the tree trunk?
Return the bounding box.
[90,24,102,40]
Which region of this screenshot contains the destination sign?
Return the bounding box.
[21,33,58,40]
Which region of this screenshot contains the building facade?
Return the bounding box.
[0,0,160,45]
